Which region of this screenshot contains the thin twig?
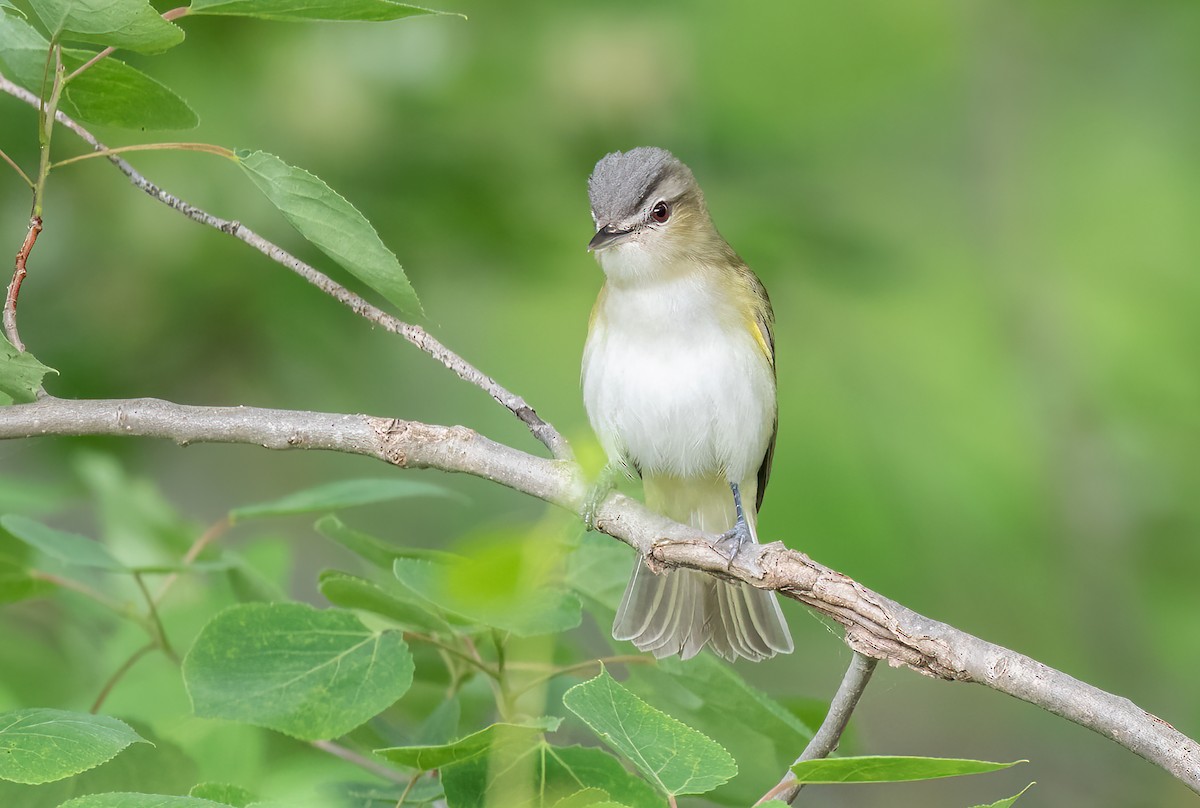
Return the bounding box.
[91,641,157,713]
[1,395,1196,793]
[4,216,41,352]
[757,651,879,804]
[0,72,572,461]
[311,739,408,784]
[133,572,176,662]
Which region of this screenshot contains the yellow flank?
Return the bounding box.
[748,311,772,364]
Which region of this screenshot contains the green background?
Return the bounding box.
[2,1,1199,805]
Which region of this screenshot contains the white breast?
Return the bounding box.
[582,270,775,484]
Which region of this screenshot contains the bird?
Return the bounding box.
[581,146,793,662]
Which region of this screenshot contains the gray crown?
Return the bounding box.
[588,147,681,224]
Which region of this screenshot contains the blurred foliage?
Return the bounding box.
[2,0,1199,806]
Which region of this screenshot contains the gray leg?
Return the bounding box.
[715,481,753,564]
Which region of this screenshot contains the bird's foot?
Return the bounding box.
[715,516,754,568]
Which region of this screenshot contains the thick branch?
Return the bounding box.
[0,73,571,462]
[1,395,1197,792]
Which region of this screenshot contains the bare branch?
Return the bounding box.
[1,395,1197,793]
[0,73,572,462]
[757,651,879,804]
[4,215,42,352]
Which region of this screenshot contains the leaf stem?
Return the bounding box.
[133,572,177,662]
[311,739,408,784]
[28,569,148,625]
[510,654,653,699]
[52,142,238,170]
[90,641,157,713]
[153,513,232,604]
[394,774,418,807]
[0,148,34,187]
[63,7,191,83]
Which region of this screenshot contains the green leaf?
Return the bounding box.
[562,669,736,797]
[0,1,25,16]
[0,514,128,571]
[183,602,415,740]
[318,569,451,633]
[970,782,1035,808]
[551,789,626,808]
[789,755,1024,784]
[187,0,447,22]
[236,150,422,317]
[0,15,196,130]
[376,718,560,770]
[58,795,232,808]
[30,0,184,53]
[230,477,454,522]
[0,334,56,402]
[0,709,146,785]
[440,742,659,808]
[189,783,256,806]
[315,514,458,570]
[64,52,198,129]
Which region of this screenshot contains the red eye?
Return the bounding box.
[650,201,670,223]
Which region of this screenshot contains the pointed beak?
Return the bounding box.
[588,224,635,252]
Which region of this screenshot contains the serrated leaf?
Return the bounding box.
[0,514,128,571]
[563,669,736,797]
[790,755,1024,784]
[0,334,56,402]
[970,782,1035,807]
[318,569,454,632]
[625,653,811,805]
[0,15,196,130]
[441,742,659,808]
[189,782,256,806]
[236,150,421,317]
[187,0,447,22]
[58,795,232,808]
[30,0,183,53]
[316,514,458,570]
[376,718,560,770]
[183,602,414,740]
[0,724,198,808]
[393,554,580,637]
[230,477,455,522]
[0,709,146,785]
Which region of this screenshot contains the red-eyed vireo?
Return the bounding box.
[582,147,793,662]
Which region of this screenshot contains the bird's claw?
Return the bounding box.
[715,518,753,569]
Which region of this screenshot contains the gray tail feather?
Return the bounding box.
[613,564,793,662]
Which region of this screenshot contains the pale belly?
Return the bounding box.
[582,321,775,483]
